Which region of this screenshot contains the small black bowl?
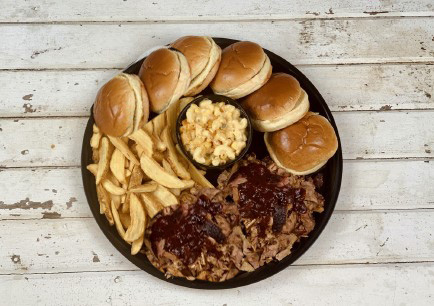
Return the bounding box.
[175,94,253,171]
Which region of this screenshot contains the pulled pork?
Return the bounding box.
[145,154,324,281]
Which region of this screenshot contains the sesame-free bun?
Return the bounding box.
[264,112,338,175]
[171,36,221,96]
[93,73,150,137]
[139,48,191,113]
[210,41,272,99]
[241,73,309,132]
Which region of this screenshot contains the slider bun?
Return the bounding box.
[241,73,309,132]
[93,73,149,137]
[139,48,190,113]
[264,112,338,175]
[210,41,272,99]
[171,36,222,96]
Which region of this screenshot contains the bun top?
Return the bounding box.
[93,73,138,137]
[211,41,267,92]
[139,48,187,113]
[266,112,338,172]
[241,73,301,121]
[171,36,212,79]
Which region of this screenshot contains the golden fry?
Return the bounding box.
[140,154,188,188]
[128,129,153,156]
[123,164,143,213]
[102,179,126,195]
[96,137,112,184]
[111,200,125,238]
[119,212,131,229]
[124,193,146,242]
[152,150,165,163]
[175,144,214,188]
[131,235,144,255]
[152,184,178,207]
[87,164,98,176]
[141,193,163,218]
[161,126,190,180]
[97,184,114,225]
[129,182,158,193]
[162,159,175,176]
[110,149,126,185]
[108,135,139,165]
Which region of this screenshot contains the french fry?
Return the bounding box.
[108,135,139,165]
[152,150,165,163]
[96,137,112,184]
[112,194,122,210]
[87,164,98,176]
[110,149,126,184]
[111,200,125,238]
[131,235,144,255]
[90,124,102,149]
[124,193,146,243]
[119,212,131,229]
[140,154,189,188]
[102,179,126,195]
[161,126,190,180]
[152,134,166,152]
[123,164,143,213]
[141,193,163,218]
[125,169,132,177]
[175,144,214,188]
[162,159,175,175]
[129,182,158,193]
[97,184,114,225]
[128,129,153,156]
[179,97,194,114]
[170,188,181,196]
[152,113,166,139]
[152,184,178,207]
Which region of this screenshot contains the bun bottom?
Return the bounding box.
[264,132,328,175]
[252,89,309,132]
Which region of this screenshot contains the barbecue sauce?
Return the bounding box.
[150,195,224,266]
[231,163,306,236]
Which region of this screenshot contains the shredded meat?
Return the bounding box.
[145,154,325,281]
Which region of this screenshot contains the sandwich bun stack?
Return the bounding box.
[93,73,150,137]
[210,41,272,99]
[264,112,338,175]
[171,36,222,96]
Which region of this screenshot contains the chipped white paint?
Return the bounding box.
[0,160,433,220]
[1,211,433,274]
[0,18,433,70]
[1,0,433,22]
[0,1,433,304]
[0,111,433,167]
[0,64,432,117]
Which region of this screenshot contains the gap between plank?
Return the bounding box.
[1,260,433,277]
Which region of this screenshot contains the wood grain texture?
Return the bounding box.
[0,160,433,220]
[1,64,432,117]
[0,211,433,274]
[1,0,433,22]
[1,18,433,70]
[1,263,433,305]
[1,111,433,167]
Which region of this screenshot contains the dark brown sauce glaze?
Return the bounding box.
[230,163,306,236]
[150,195,224,266]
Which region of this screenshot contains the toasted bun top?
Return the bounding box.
[171,36,212,79]
[211,41,267,92]
[267,112,338,172]
[241,73,301,121]
[139,48,181,113]
[93,74,136,137]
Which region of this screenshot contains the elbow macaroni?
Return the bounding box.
[180,99,247,166]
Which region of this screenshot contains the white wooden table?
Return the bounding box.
[0,1,433,305]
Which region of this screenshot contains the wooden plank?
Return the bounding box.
[1,160,433,220]
[0,18,433,70]
[0,211,433,274]
[1,64,433,117]
[1,263,433,305]
[1,111,433,167]
[1,0,433,22]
